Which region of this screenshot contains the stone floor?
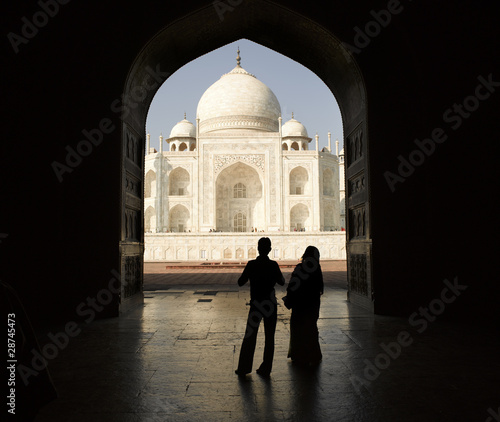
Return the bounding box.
[33,262,499,421]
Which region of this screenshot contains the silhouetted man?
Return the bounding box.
[235,237,285,377]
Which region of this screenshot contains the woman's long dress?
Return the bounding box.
[286,262,323,365]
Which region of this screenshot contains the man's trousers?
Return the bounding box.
[236,300,277,374]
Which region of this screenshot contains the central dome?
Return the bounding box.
[196,64,281,134]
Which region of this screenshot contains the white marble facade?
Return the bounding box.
[144,52,346,261]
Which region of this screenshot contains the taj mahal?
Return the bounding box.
[144,50,346,261]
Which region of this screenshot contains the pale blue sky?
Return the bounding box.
[146,39,343,152]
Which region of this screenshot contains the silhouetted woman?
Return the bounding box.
[284,246,323,366]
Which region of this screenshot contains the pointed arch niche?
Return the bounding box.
[144,206,156,232]
[290,203,310,231]
[145,170,156,198]
[169,167,190,196]
[215,162,263,232]
[169,204,190,232]
[289,166,309,196]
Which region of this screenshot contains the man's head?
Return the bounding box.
[257,237,272,256]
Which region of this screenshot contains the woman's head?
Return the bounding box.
[302,246,320,262]
[301,246,320,274]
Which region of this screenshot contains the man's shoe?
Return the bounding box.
[235,369,249,376]
[256,368,271,378]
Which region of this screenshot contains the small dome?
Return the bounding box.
[339,147,344,155]
[169,118,196,138]
[282,117,309,138]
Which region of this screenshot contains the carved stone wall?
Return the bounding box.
[125,208,140,240]
[346,127,363,167]
[348,173,365,194]
[120,121,145,312]
[200,115,278,133]
[348,206,366,239]
[126,174,142,197]
[125,129,141,167]
[214,154,265,173]
[349,254,368,296]
[122,255,143,298]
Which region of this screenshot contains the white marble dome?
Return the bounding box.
[282,117,309,138]
[196,65,281,134]
[169,118,196,138]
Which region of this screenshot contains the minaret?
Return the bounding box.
[336,139,339,156]
[279,113,284,232]
[157,133,164,230]
[195,114,200,232]
[146,133,150,155]
[315,133,319,152]
[328,132,331,152]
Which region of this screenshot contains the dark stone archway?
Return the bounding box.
[121,0,372,311]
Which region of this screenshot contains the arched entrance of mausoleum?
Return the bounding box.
[215,162,264,232]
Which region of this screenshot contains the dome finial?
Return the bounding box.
[236,46,241,66]
[292,111,294,119]
[184,112,186,120]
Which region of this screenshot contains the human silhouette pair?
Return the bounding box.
[235,238,323,377]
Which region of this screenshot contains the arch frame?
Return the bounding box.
[120,0,372,312]
[215,160,265,192]
[215,161,264,232]
[215,158,265,179]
